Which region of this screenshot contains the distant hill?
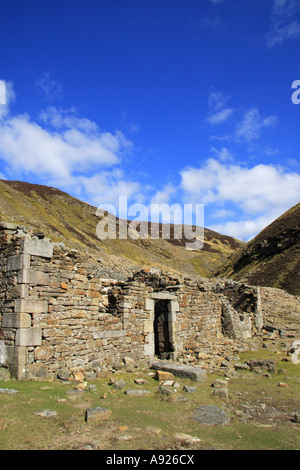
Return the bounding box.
[0,179,242,278]
[215,203,300,295]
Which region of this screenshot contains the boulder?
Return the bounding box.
[34,409,57,418]
[151,361,207,382]
[192,405,230,425]
[246,359,277,373]
[174,433,202,445]
[154,370,175,382]
[85,407,112,423]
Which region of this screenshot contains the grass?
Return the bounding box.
[0,350,299,450]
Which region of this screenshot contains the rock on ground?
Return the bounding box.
[85,407,112,423]
[192,405,230,425]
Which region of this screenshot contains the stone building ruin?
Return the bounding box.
[0,222,263,380]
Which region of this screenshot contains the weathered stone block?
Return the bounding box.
[154,370,175,381]
[6,346,28,366]
[143,320,153,333]
[13,284,29,299]
[9,365,26,380]
[151,293,176,300]
[170,301,179,313]
[14,299,48,314]
[7,254,30,271]
[144,341,154,356]
[57,367,72,381]
[34,346,54,361]
[15,328,42,346]
[192,405,230,425]
[151,361,207,382]
[212,387,229,399]
[145,299,154,310]
[0,221,18,230]
[85,407,112,423]
[17,270,49,286]
[2,313,31,329]
[26,364,49,379]
[20,238,53,259]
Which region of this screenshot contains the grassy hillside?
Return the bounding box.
[0,179,242,277]
[215,203,300,295]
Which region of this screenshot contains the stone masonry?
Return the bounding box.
[0,222,264,380]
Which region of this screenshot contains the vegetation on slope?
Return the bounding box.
[215,203,300,295]
[0,179,242,277]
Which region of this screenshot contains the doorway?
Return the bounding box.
[154,300,173,359]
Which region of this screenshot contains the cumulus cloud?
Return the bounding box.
[72,170,142,208]
[180,158,300,239]
[0,84,143,210]
[0,103,133,181]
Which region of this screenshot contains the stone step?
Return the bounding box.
[150,360,207,382]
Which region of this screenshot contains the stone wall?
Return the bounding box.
[0,223,264,380]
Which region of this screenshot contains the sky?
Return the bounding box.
[0,0,300,241]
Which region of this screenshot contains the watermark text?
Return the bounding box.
[291,80,300,105]
[96,197,204,250]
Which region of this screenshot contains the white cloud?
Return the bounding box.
[266,0,300,48]
[207,108,234,125]
[151,183,177,205]
[210,215,274,241]
[211,208,235,219]
[207,91,277,146]
[211,146,233,161]
[0,105,133,182]
[180,158,300,240]
[235,108,277,143]
[0,83,144,211]
[207,90,234,126]
[72,171,142,208]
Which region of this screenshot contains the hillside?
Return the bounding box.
[0,179,242,278]
[215,203,300,295]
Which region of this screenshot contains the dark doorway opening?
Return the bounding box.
[154,300,173,359]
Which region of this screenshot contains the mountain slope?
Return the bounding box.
[215,203,300,295]
[0,179,242,277]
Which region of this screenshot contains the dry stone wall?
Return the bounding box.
[0,222,265,380]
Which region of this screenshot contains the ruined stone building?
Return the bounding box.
[0,222,263,380]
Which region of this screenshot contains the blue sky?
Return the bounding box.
[0,0,300,241]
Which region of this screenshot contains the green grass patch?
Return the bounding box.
[0,351,299,450]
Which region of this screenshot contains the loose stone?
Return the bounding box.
[192,405,230,425]
[85,407,112,423]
